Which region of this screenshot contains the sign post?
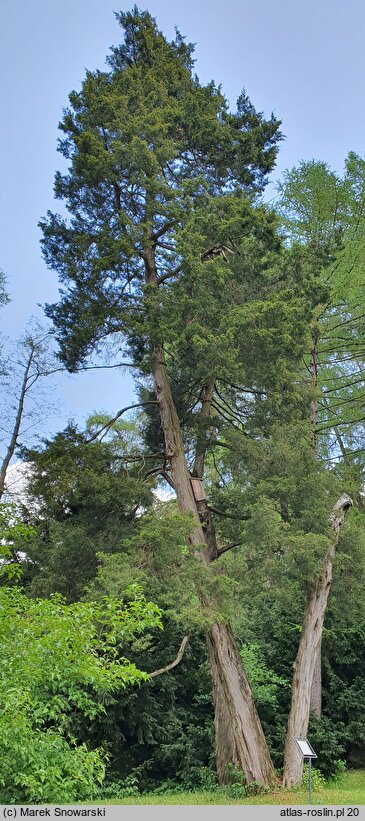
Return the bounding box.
[294,737,317,804]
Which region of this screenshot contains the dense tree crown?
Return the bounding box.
[41,8,284,373]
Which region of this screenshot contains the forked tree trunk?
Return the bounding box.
[143,239,276,785]
[207,622,277,785]
[282,494,352,787]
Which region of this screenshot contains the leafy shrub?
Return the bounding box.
[98,773,140,799]
[180,766,217,792]
[0,585,162,802]
[151,779,188,796]
[0,716,105,803]
[308,715,346,778]
[300,763,326,792]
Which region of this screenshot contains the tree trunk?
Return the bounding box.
[282,494,352,786]
[0,346,34,500]
[308,331,322,720]
[207,622,277,785]
[193,379,215,479]
[310,644,322,719]
[309,331,318,450]
[151,344,210,560]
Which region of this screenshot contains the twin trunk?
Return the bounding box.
[151,332,352,788]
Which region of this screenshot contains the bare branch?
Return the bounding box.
[0,344,36,499]
[149,635,189,678]
[143,466,175,489]
[43,361,137,377]
[85,401,157,443]
[113,451,165,463]
[155,240,176,251]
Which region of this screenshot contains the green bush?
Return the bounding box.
[98,773,140,800]
[0,585,162,802]
[307,715,346,779]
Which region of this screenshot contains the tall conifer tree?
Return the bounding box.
[41,8,306,784]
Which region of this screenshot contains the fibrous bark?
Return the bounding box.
[207,622,277,785]
[282,494,352,787]
[310,645,322,719]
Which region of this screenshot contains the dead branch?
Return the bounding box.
[143,466,175,489]
[43,361,137,377]
[148,635,189,678]
[85,401,157,443]
[0,343,36,499]
[157,264,183,285]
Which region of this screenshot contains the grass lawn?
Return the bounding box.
[106,769,365,805]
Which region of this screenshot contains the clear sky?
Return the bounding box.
[1,0,365,440]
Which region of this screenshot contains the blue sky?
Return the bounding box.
[1,0,365,440]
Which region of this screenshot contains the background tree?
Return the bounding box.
[0,271,10,375]
[276,157,365,461]
[0,325,57,500]
[276,157,365,784]
[19,416,154,600]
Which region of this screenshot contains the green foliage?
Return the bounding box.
[86,769,365,804]
[41,9,282,373]
[277,160,348,254]
[0,503,35,581]
[276,156,365,464]
[0,717,105,805]
[82,624,214,792]
[0,585,161,802]
[89,503,237,629]
[306,716,346,779]
[298,763,326,792]
[98,772,141,799]
[240,643,289,711]
[20,421,154,600]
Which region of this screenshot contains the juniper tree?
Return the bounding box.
[41,8,307,784]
